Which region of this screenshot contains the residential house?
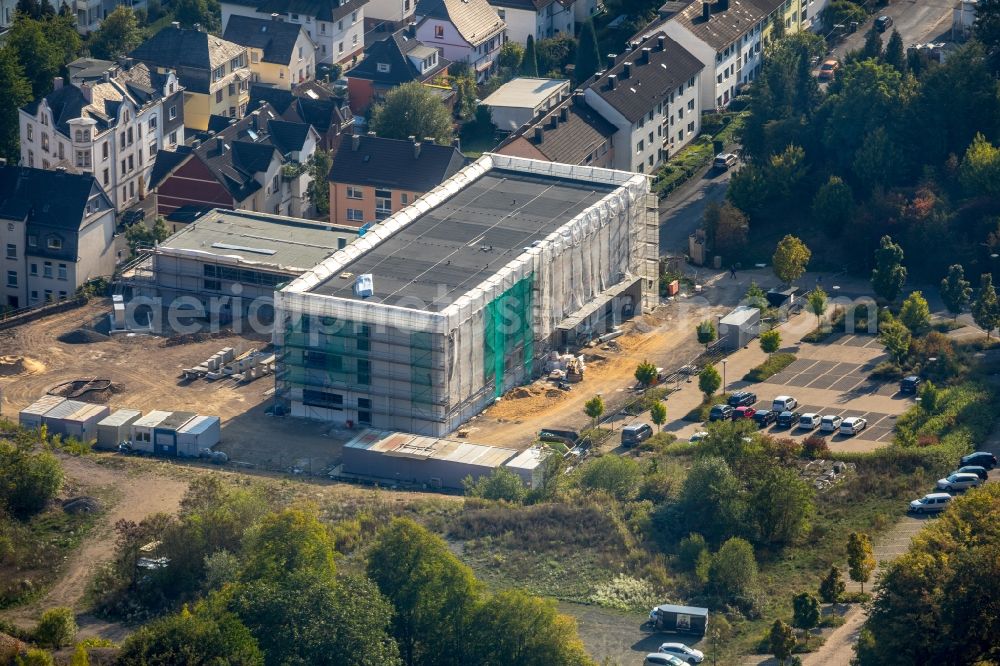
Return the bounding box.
[364,0,415,30]
[328,133,465,228]
[415,0,506,82]
[248,83,353,150]
[150,103,319,220]
[488,0,574,45]
[481,76,569,131]
[224,15,317,88]
[583,33,703,173]
[221,0,367,67]
[60,0,149,34]
[494,91,616,167]
[345,27,450,114]
[573,0,599,21]
[130,25,251,132]
[0,167,116,309]
[19,60,185,211]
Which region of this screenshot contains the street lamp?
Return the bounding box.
[721,359,727,394]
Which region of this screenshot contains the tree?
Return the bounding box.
[369,82,454,145]
[748,467,814,545]
[871,235,907,302]
[883,30,906,72]
[807,286,828,324]
[940,264,972,319]
[811,176,854,237]
[792,592,820,631]
[125,217,171,253]
[959,133,1000,197]
[677,533,708,571]
[367,519,481,666]
[577,455,642,500]
[702,201,749,258]
[634,360,657,387]
[69,644,90,666]
[172,0,221,31]
[574,18,600,83]
[847,532,876,594]
[15,649,53,666]
[454,73,477,121]
[861,26,884,60]
[696,320,717,349]
[760,329,781,355]
[241,507,337,585]
[878,316,912,364]
[583,395,604,428]
[0,443,63,518]
[677,458,745,544]
[118,606,263,665]
[497,41,523,71]
[520,35,539,77]
[464,467,527,503]
[650,401,666,432]
[819,566,845,603]
[744,281,768,310]
[89,6,142,60]
[772,235,811,286]
[0,47,31,161]
[769,619,796,664]
[306,150,333,216]
[972,273,1000,338]
[899,291,930,331]
[6,17,64,98]
[709,537,759,600]
[698,365,721,399]
[975,0,1000,72]
[33,607,76,648]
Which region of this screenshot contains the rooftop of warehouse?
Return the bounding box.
[157,209,359,274]
[307,167,618,311]
[347,430,517,467]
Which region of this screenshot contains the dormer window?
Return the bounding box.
[377,62,390,73]
[47,236,62,250]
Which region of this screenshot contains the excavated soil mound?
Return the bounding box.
[58,328,110,344]
[0,355,45,376]
[62,496,102,514]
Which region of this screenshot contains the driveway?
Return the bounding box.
[659,164,734,255]
[832,0,954,60]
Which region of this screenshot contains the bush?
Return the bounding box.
[802,435,830,460]
[0,443,63,519]
[575,455,643,501]
[464,467,527,503]
[677,533,708,571]
[683,395,727,422]
[819,566,845,603]
[33,607,76,648]
[869,361,903,381]
[588,574,660,611]
[743,353,796,382]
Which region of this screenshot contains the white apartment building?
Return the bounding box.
[489,0,575,45]
[414,0,506,82]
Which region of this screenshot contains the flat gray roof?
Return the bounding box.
[309,169,617,311]
[481,77,569,109]
[158,209,359,275]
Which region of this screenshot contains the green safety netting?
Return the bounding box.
[483,274,534,398]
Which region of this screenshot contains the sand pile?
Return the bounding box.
[487,382,569,419]
[0,355,45,376]
[58,328,110,344]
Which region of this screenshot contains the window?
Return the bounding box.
[129,181,135,197]
[58,291,67,300]
[169,105,177,120]
[291,12,299,19]
[434,25,444,38]
[204,279,221,291]
[128,155,134,171]
[216,90,224,104]
[352,33,358,45]
[58,143,64,159]
[27,151,33,167]
[122,186,127,201]
[149,115,157,129]
[338,41,344,54]
[347,208,364,221]
[150,141,157,156]
[75,150,91,167]
[356,358,370,384]
[120,159,126,174]
[497,8,504,18]
[401,193,408,205]
[272,174,279,193]
[41,113,48,126]
[351,10,357,21]
[169,131,178,146]
[26,124,32,141]
[688,99,695,111]
[338,19,342,30]
[43,262,52,278]
[47,236,61,249]
[229,107,236,117]
[6,271,16,288]
[298,46,303,60]
[357,397,371,425]
[636,140,644,153]
[303,389,343,409]
[320,22,326,33]
[375,188,391,219]
[30,291,37,300]
[228,82,236,96]
[377,62,390,73]
[101,142,108,160]
[29,263,37,276]
[279,69,285,79]
[5,244,14,259]
[346,186,363,199]
[57,264,66,281]
[44,289,52,302]
[41,133,49,152]
[251,51,260,64]
[28,235,36,247]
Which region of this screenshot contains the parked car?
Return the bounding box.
[622,423,654,447]
[539,428,580,447]
[875,14,893,31]
[957,465,989,480]
[840,417,868,436]
[727,391,757,407]
[820,415,843,433]
[798,413,821,431]
[908,492,953,514]
[645,654,686,666]
[713,153,738,171]
[771,395,797,412]
[900,375,921,394]
[818,59,840,80]
[709,404,734,422]
[777,410,801,428]
[120,209,146,227]
[658,643,705,664]
[753,410,777,428]
[936,472,983,493]
[689,430,709,443]
[960,451,998,470]
[733,406,757,420]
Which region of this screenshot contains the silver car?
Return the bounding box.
[659,643,705,664]
[936,472,982,493]
[909,493,952,514]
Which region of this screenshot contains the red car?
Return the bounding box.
[732,406,757,420]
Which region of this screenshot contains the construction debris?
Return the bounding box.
[183,347,275,383]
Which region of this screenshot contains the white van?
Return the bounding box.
[771,395,797,412]
[820,415,843,433]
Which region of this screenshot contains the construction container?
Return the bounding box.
[131,410,172,453]
[175,415,221,456]
[96,409,142,450]
[18,395,66,429]
[41,399,110,441]
[152,411,197,456]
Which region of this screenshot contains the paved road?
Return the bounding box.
[658,164,734,256]
[832,0,955,59]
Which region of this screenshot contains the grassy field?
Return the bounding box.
[743,352,796,382]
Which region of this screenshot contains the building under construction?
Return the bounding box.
[274,154,656,436]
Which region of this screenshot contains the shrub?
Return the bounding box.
[33,607,76,649]
[677,533,708,571]
[802,435,830,460]
[709,537,758,601]
[588,574,660,611]
[819,566,845,603]
[869,361,903,381]
[464,467,528,503]
[0,444,64,519]
[743,352,796,382]
[575,455,642,501]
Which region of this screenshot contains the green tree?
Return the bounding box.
[819,565,845,603]
[172,0,221,31]
[0,443,63,518]
[15,649,54,666]
[811,175,854,237]
[878,316,912,364]
[744,281,768,310]
[772,235,811,286]
[940,264,972,319]
[769,619,796,664]
[677,533,708,571]
[574,18,600,83]
[807,286,828,324]
[520,35,538,77]
[7,16,63,98]
[367,519,482,666]
[702,201,749,258]
[847,532,876,594]
[89,6,142,60]
[975,0,1000,72]
[678,458,745,544]
[861,26,884,60]
[497,41,523,71]
[634,360,657,387]
[69,644,89,666]
[698,365,721,399]
[33,607,76,648]
[726,164,769,214]
[748,467,814,545]
[369,82,454,145]
[760,329,781,355]
[306,150,333,216]
[822,0,866,31]
[583,394,604,428]
[959,133,1000,197]
[454,73,477,121]
[899,291,930,331]
[464,467,527,503]
[241,507,337,584]
[118,606,263,665]
[972,273,1000,338]
[576,455,642,500]
[709,537,759,601]
[0,47,31,161]
[696,319,717,349]
[650,401,666,432]
[792,592,820,631]
[883,29,906,72]
[871,235,907,302]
